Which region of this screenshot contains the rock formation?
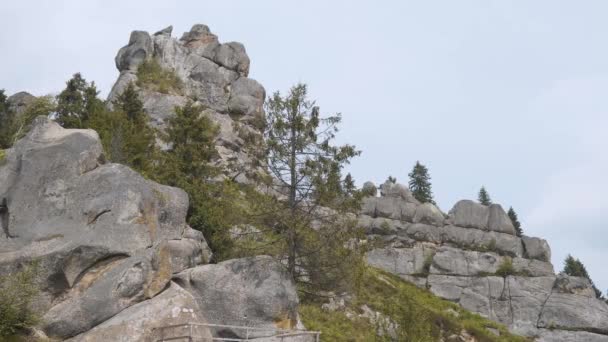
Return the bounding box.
[0,117,305,341]
[359,180,608,341]
[108,24,265,182]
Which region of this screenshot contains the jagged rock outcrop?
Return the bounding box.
[359,181,608,341]
[108,24,265,182]
[0,118,305,340]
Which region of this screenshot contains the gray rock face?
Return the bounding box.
[0,118,208,338]
[379,181,419,203]
[108,24,265,179]
[448,200,516,235]
[537,330,608,342]
[522,236,551,261]
[174,256,299,338]
[115,31,153,72]
[68,282,212,342]
[358,185,608,339]
[7,91,36,114]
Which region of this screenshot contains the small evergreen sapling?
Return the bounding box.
[507,207,523,237]
[478,186,492,205]
[408,161,435,204]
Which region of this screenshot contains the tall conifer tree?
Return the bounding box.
[478,186,492,205]
[408,161,435,204]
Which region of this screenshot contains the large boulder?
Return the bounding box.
[522,236,551,261]
[115,31,153,72]
[0,118,207,338]
[68,282,213,342]
[448,200,516,235]
[108,24,266,181]
[379,181,419,203]
[174,256,299,339]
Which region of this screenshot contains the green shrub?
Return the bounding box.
[0,149,6,163]
[496,257,516,278]
[0,263,40,337]
[136,59,182,94]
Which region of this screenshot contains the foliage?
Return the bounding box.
[408,161,435,204]
[150,101,246,260]
[301,267,530,342]
[0,263,40,337]
[387,176,397,184]
[136,59,182,94]
[563,255,604,299]
[8,96,57,146]
[244,83,363,295]
[88,83,156,174]
[495,257,516,278]
[507,207,523,237]
[0,89,12,148]
[478,186,492,206]
[55,73,104,128]
[0,149,5,163]
[299,305,377,342]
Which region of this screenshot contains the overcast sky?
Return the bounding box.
[1,1,606,291]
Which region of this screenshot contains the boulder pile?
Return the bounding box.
[359,180,608,341]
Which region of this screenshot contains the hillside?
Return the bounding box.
[0,23,607,342]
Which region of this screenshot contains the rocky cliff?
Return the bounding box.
[0,117,304,341]
[359,180,608,342]
[2,23,607,341]
[108,24,265,183]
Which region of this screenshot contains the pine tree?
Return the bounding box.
[56,73,104,128]
[87,83,156,174]
[563,255,604,299]
[507,207,523,237]
[250,83,362,293]
[343,173,356,196]
[0,90,13,148]
[408,161,435,204]
[151,101,243,259]
[478,186,492,205]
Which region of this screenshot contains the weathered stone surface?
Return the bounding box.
[174,256,299,338]
[367,244,435,277]
[115,31,153,72]
[215,42,250,77]
[413,203,445,226]
[539,292,608,333]
[537,329,608,342]
[487,204,516,235]
[0,118,206,337]
[522,236,551,262]
[430,246,501,276]
[108,24,266,182]
[7,91,36,114]
[449,200,489,230]
[448,201,516,235]
[379,181,419,203]
[43,246,173,338]
[68,282,212,342]
[228,77,265,117]
[553,273,596,298]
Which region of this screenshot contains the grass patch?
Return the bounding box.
[495,258,516,278]
[0,262,41,338]
[299,305,377,342]
[136,59,182,95]
[301,267,531,341]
